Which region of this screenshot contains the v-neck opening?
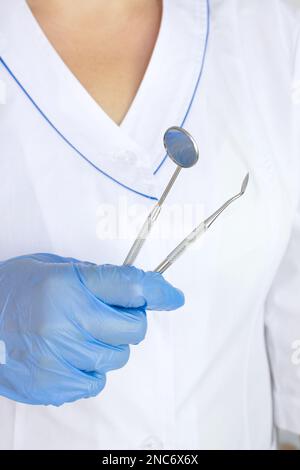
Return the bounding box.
[23,0,165,132]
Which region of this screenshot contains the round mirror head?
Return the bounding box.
[163,126,199,168]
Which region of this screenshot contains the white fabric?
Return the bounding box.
[0,0,299,450]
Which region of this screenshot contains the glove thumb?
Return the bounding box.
[75,264,184,311]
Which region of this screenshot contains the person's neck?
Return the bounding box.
[27,0,156,25]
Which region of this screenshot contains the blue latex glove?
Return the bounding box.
[0,253,184,406]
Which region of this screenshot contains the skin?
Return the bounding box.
[27,0,163,126]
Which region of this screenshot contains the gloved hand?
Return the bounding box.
[0,253,184,406]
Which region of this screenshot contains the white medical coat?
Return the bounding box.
[0,0,299,450]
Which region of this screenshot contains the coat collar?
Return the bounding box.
[0,0,209,200]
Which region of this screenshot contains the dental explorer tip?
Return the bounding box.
[240,173,249,195]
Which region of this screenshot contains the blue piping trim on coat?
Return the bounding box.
[0,57,158,202]
[153,0,211,175]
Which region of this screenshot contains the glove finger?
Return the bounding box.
[75,264,185,311]
[141,271,185,310]
[0,344,106,406]
[30,253,95,265]
[30,367,106,406]
[51,333,130,373]
[40,266,148,346]
[67,287,148,345]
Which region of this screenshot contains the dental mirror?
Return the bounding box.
[164,126,199,168]
[123,126,199,265]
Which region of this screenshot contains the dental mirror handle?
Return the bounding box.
[123,166,181,266]
[123,203,162,266]
[155,222,206,274]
